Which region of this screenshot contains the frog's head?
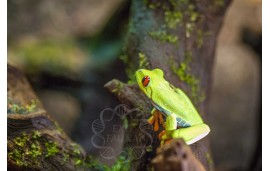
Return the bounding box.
[135,68,164,98]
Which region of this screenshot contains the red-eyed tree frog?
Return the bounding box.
[135,68,210,145]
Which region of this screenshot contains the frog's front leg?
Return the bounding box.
[148,108,164,131]
[170,123,210,145]
[159,113,178,145]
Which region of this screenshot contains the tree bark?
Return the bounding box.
[152,138,206,171]
[105,0,231,170]
[7,65,94,171]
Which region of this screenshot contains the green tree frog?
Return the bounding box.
[135,68,210,145]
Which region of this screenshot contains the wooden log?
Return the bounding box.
[152,138,206,171]
[7,64,93,171]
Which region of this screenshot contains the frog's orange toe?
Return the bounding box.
[147,116,154,125]
[154,112,159,131]
[154,122,159,131]
[148,110,164,132]
[158,111,164,124]
[158,130,166,140]
[164,139,173,144]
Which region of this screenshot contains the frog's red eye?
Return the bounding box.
[142,76,150,87]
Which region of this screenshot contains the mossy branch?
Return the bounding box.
[7,65,105,171]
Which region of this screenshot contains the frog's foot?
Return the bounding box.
[160,139,173,146]
[158,130,166,140]
[148,110,164,131]
[164,139,173,144]
[159,130,171,145]
[160,130,172,142]
[171,124,210,145]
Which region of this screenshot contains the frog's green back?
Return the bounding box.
[151,80,203,125]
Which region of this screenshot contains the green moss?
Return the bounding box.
[82,157,108,170]
[75,159,83,166]
[14,136,28,147]
[164,11,183,29]
[8,100,38,115]
[71,143,82,156]
[45,142,59,157]
[138,52,149,69]
[148,4,157,9]
[214,0,224,7]
[29,142,42,158]
[75,150,132,171]
[146,0,206,45]
[130,120,138,128]
[8,131,43,167]
[119,54,129,64]
[110,79,125,94]
[71,149,133,170]
[184,4,199,38]
[145,146,153,152]
[190,12,198,22]
[8,131,106,169]
[123,117,129,130]
[62,154,70,164]
[8,130,69,168]
[170,51,205,103]
[185,23,194,38]
[32,130,42,139]
[110,154,131,171]
[144,0,163,9]
[8,149,25,166]
[149,30,178,44]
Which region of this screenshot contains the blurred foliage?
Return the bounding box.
[8,0,130,79]
[8,38,88,78]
